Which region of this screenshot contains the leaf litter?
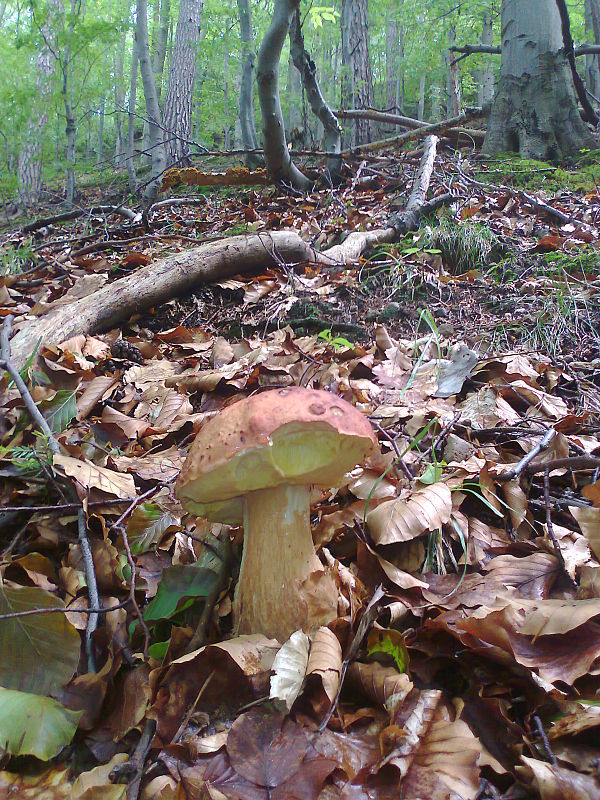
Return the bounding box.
[0,151,600,798]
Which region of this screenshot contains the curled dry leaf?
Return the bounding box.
[347,662,413,716]
[570,506,600,562]
[305,626,342,705]
[270,630,310,711]
[519,756,600,800]
[366,483,453,546]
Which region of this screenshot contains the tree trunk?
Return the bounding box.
[483,0,596,159]
[445,25,461,118]
[288,53,304,141]
[17,26,54,206]
[585,0,600,97]
[385,12,398,113]
[96,97,105,166]
[341,0,373,146]
[162,0,203,165]
[114,45,126,168]
[289,7,342,181]
[256,0,311,190]
[153,0,170,103]
[136,0,167,204]
[126,39,139,192]
[417,75,426,121]
[431,83,441,121]
[478,12,495,108]
[236,0,261,166]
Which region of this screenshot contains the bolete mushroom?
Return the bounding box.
[176,387,377,642]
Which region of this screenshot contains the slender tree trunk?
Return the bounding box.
[478,12,495,108]
[445,25,461,118]
[431,83,441,121]
[136,0,167,203]
[288,53,304,139]
[17,23,55,206]
[153,0,170,102]
[114,44,126,167]
[162,0,203,164]
[341,0,373,146]
[483,0,596,158]
[224,49,231,149]
[385,12,398,112]
[585,0,600,97]
[256,0,311,189]
[417,75,426,121]
[289,7,341,181]
[126,38,139,191]
[236,0,261,165]
[96,97,105,166]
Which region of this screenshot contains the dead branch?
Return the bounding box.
[341,111,484,157]
[450,43,600,57]
[337,108,485,143]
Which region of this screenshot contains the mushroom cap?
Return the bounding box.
[176,387,377,523]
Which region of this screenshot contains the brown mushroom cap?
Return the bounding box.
[176,387,377,522]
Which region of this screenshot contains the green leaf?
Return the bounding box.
[143,565,219,623]
[39,390,77,432]
[0,582,81,694]
[126,504,180,555]
[419,462,443,485]
[367,628,410,674]
[0,688,81,760]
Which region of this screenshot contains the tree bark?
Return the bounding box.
[341,0,373,146]
[483,0,596,159]
[236,0,262,166]
[585,0,600,97]
[126,38,139,192]
[445,25,461,118]
[478,12,495,108]
[289,8,342,182]
[256,0,311,190]
[152,0,170,103]
[136,0,167,204]
[163,0,202,165]
[114,44,126,168]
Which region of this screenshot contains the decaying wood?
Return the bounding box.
[161,166,269,190]
[340,111,483,157]
[9,136,445,368]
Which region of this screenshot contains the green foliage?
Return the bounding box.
[317,328,354,350]
[0,688,81,760]
[143,564,219,623]
[477,152,600,192]
[426,216,503,273]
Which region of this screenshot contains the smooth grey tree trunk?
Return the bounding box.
[417,75,426,121]
[445,25,461,118]
[136,0,167,203]
[483,0,596,159]
[385,11,399,113]
[114,44,126,167]
[288,53,304,139]
[96,97,105,166]
[585,0,600,98]
[17,15,55,206]
[430,83,441,121]
[341,0,373,146]
[153,0,170,102]
[478,12,495,108]
[236,0,261,166]
[162,0,203,164]
[289,7,341,181]
[256,0,311,189]
[126,39,139,192]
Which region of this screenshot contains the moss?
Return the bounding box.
[476,150,600,192]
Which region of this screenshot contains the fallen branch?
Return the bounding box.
[337,108,485,143]
[10,141,448,368]
[450,43,600,57]
[23,205,139,233]
[340,111,484,157]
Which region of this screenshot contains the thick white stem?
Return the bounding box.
[234,484,324,641]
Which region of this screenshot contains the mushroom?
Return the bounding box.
[176,387,377,642]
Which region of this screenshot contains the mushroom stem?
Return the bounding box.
[234,483,327,641]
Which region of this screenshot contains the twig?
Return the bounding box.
[522,455,600,477]
[317,585,385,732]
[126,718,157,800]
[114,521,151,662]
[1,499,130,514]
[543,468,577,590]
[496,429,557,482]
[0,599,131,621]
[170,670,216,743]
[371,421,413,481]
[78,509,100,672]
[532,714,557,765]
[0,316,60,454]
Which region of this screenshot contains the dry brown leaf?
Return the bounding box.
[306,627,342,704]
[77,376,119,420]
[366,483,452,545]
[519,756,600,800]
[571,506,600,561]
[53,454,137,500]
[347,662,413,715]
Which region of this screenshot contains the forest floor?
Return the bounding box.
[0,147,600,799]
